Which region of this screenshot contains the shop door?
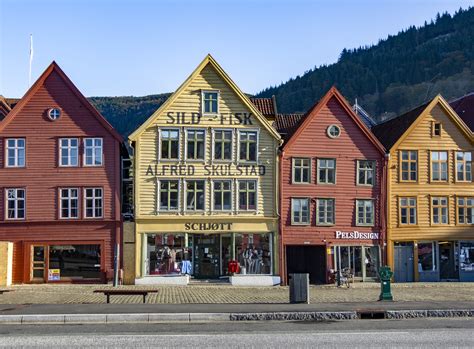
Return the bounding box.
[30,245,47,283]
[439,242,459,280]
[394,244,414,282]
[286,246,326,284]
[193,234,220,279]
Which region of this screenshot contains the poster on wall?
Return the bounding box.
[48,269,60,281]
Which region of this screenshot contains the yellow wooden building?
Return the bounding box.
[128,55,281,285]
[373,95,474,282]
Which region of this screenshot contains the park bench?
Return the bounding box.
[93,289,158,304]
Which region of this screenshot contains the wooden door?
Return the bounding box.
[30,245,47,283]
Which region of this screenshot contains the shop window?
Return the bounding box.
[417,242,437,272]
[317,198,335,225]
[431,151,448,182]
[160,129,180,160]
[291,198,309,225]
[317,158,336,184]
[460,242,474,272]
[238,130,257,162]
[59,138,78,167]
[84,138,103,166]
[6,138,25,167]
[202,91,218,114]
[458,197,474,224]
[432,197,448,224]
[49,244,101,280]
[159,180,179,211]
[334,246,379,279]
[456,152,472,182]
[145,234,189,275]
[186,129,205,160]
[60,188,79,219]
[235,233,271,275]
[292,158,311,184]
[238,180,257,211]
[356,199,374,226]
[400,197,416,225]
[213,180,232,211]
[84,188,103,218]
[186,180,205,211]
[213,130,232,161]
[6,188,25,220]
[357,160,375,186]
[400,150,417,181]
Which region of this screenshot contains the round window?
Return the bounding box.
[327,125,341,138]
[47,108,61,121]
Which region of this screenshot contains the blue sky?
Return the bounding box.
[0,0,472,98]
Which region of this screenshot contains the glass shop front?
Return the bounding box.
[332,245,381,281]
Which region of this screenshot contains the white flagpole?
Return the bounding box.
[29,34,33,87]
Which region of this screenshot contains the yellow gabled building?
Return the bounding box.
[373,95,474,282]
[128,55,281,285]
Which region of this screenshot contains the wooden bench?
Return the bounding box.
[94,289,158,304]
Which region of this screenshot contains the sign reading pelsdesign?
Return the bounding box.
[145,163,266,176]
[335,231,380,240]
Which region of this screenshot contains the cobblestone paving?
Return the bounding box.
[1,283,473,304]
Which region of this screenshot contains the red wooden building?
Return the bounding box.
[0,62,123,284]
[278,87,386,284]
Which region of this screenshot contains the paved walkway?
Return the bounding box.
[1,283,473,304]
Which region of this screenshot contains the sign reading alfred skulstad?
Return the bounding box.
[145,163,266,176]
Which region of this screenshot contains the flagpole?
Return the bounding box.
[29,34,33,87]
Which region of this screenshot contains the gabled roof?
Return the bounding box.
[450,92,474,132]
[129,54,281,141]
[0,62,123,142]
[250,97,277,118]
[372,95,472,151]
[282,87,385,154]
[273,113,305,140]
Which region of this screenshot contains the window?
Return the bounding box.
[235,233,271,274]
[160,129,179,160]
[357,160,375,186]
[456,152,472,182]
[317,198,335,225]
[186,130,205,160]
[59,138,78,166]
[317,158,336,184]
[327,125,341,138]
[291,198,309,225]
[460,242,474,272]
[84,138,103,166]
[145,234,188,276]
[400,197,416,225]
[159,180,179,211]
[239,131,257,162]
[47,108,61,121]
[356,199,374,226]
[431,151,448,181]
[202,91,218,114]
[238,180,257,211]
[400,150,417,181]
[432,197,448,224]
[292,158,311,184]
[418,242,437,272]
[6,138,25,167]
[6,188,25,219]
[432,122,442,137]
[186,180,205,211]
[213,180,232,211]
[60,188,79,219]
[84,188,103,218]
[213,130,232,161]
[458,197,474,224]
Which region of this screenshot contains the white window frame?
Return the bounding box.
[237,179,258,212]
[184,179,205,212]
[5,188,26,220]
[157,179,180,212]
[317,158,336,184]
[185,128,206,161]
[59,188,79,219]
[83,138,103,166]
[430,151,448,182]
[357,160,376,186]
[400,150,418,182]
[431,196,449,225]
[237,129,259,163]
[84,187,103,219]
[356,199,375,226]
[201,90,219,115]
[316,198,335,225]
[212,180,233,212]
[158,128,181,161]
[292,158,311,184]
[291,198,310,225]
[457,197,474,225]
[5,138,26,168]
[456,151,472,182]
[399,197,417,225]
[59,138,79,167]
[211,128,234,162]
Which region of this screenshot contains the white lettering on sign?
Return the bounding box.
[335,231,379,240]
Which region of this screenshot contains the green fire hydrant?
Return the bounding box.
[378,266,393,301]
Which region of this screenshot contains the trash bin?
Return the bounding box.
[289,273,309,304]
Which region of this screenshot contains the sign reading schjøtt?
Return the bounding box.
[185,222,233,231]
[335,231,379,240]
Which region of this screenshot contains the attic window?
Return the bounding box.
[47,108,61,121]
[202,91,219,114]
[432,122,442,137]
[327,125,341,138]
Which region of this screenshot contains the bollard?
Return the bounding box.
[378,266,393,301]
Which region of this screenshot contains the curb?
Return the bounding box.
[0,309,473,324]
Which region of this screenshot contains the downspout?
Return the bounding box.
[278,147,285,285]
[382,152,389,266]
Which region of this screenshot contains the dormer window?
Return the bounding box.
[47,108,61,121]
[432,122,442,137]
[202,91,219,114]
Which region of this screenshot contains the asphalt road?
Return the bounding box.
[1,318,473,347]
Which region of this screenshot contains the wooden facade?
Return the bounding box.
[279,88,386,284]
[0,62,123,284]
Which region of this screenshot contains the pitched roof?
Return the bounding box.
[129,54,281,141]
[273,113,305,139]
[450,92,474,131]
[0,95,12,120]
[0,62,123,142]
[371,101,430,150]
[250,97,277,118]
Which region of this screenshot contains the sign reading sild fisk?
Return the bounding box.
[335,231,380,240]
[146,164,266,176]
[166,112,253,125]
